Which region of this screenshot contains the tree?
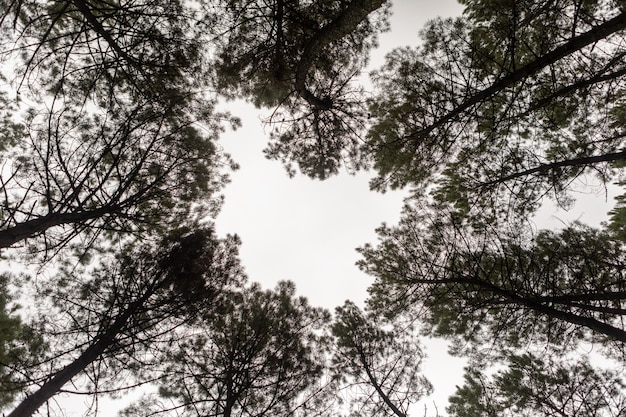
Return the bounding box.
[205,0,389,179]
[366,0,626,220]
[0,0,393,184]
[123,281,331,417]
[1,0,205,109]
[4,226,245,417]
[607,183,626,242]
[331,301,432,417]
[0,95,235,255]
[0,274,45,406]
[0,0,237,256]
[359,202,626,358]
[448,353,626,417]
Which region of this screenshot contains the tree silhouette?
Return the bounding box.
[331,301,432,417]
[367,1,626,219]
[4,226,245,417]
[360,203,626,355]
[123,281,331,417]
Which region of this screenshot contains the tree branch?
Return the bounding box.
[357,349,407,417]
[479,150,626,188]
[294,0,386,109]
[7,286,157,417]
[405,11,626,141]
[0,206,119,249]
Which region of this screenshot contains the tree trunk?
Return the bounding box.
[524,61,626,115]
[0,207,115,249]
[538,291,626,304]
[474,277,626,343]
[407,11,626,140]
[479,150,626,187]
[72,0,135,65]
[358,349,407,417]
[7,289,153,417]
[7,332,119,417]
[420,273,626,342]
[294,0,386,109]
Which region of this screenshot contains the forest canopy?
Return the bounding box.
[1,1,625,416]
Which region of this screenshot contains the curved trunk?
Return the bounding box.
[294,0,386,109]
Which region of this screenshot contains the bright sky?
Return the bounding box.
[213,1,468,414]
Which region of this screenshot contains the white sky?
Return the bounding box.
[212,1,468,415]
[213,0,466,311]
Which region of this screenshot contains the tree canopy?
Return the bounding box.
[4,226,246,417]
[128,281,330,417]
[367,0,626,220]
[208,0,390,179]
[2,1,626,416]
[448,353,626,417]
[0,274,44,406]
[0,0,236,256]
[332,301,432,417]
[361,202,626,350]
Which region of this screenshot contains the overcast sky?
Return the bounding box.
[213,0,466,311]
[212,1,467,414]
